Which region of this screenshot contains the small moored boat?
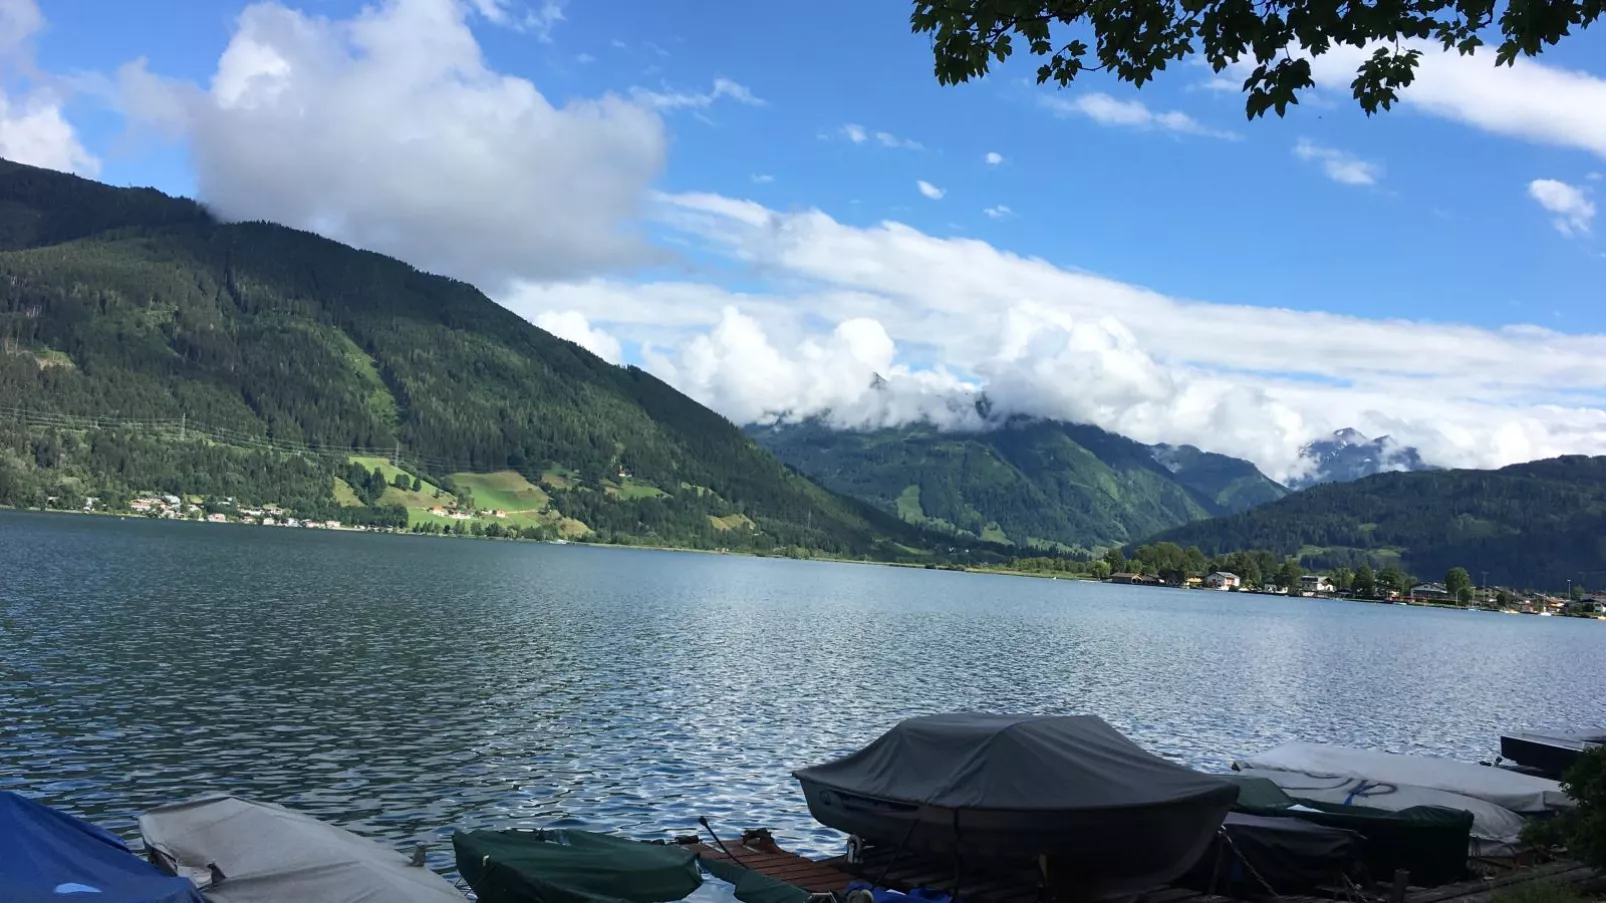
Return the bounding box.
[1500,729,1606,780]
[0,791,204,903]
[1234,741,1571,814]
[794,713,1238,898]
[139,795,464,903]
[453,828,704,903]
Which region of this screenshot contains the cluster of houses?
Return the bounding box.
[121,494,349,530]
[1108,569,1600,614]
[426,505,509,521]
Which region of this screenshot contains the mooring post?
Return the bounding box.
[1391,869,1411,903]
[410,843,428,867]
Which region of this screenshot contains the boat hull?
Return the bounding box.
[1500,731,1606,780]
[798,778,1235,898]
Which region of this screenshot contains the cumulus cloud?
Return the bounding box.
[115,0,667,286]
[750,173,774,184]
[1293,139,1382,186]
[534,310,622,363]
[1041,92,1239,139]
[1528,179,1596,235]
[983,205,1011,219]
[510,193,1606,481]
[916,180,944,200]
[0,0,98,175]
[984,151,1003,165]
[632,77,764,111]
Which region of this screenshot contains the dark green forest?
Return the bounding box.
[749,417,1286,551]
[0,159,1008,562]
[1147,456,1606,590]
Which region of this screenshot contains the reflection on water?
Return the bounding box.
[3,510,1602,875]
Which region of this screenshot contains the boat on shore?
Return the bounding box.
[0,791,204,903]
[794,713,1240,899]
[1500,729,1606,780]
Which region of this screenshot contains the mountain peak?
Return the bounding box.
[1289,428,1431,490]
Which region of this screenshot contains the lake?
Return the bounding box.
[2,510,1602,874]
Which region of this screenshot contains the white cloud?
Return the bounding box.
[983,205,1011,219]
[116,0,666,286]
[835,122,921,149]
[631,77,764,111]
[575,52,594,64]
[469,0,564,40]
[984,151,1003,166]
[1041,92,1239,140]
[750,173,774,184]
[534,310,622,363]
[1528,179,1596,236]
[1293,139,1382,186]
[513,193,1606,482]
[0,0,98,176]
[1300,43,1606,160]
[916,180,944,200]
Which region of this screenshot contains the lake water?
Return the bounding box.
[3,510,1603,877]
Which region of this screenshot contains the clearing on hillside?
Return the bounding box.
[448,470,551,513]
[332,477,363,507]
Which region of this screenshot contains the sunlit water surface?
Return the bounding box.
[3,511,1602,884]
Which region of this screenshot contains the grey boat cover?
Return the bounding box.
[793,713,1232,810]
[139,796,463,903]
[1235,742,1571,814]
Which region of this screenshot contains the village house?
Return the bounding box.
[205,513,228,523]
[491,510,508,519]
[429,506,448,517]
[1300,574,1335,594]
[1107,572,1161,586]
[1205,571,1240,590]
[82,497,99,512]
[1411,582,1452,601]
[1262,582,1287,595]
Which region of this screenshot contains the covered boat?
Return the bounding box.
[453,828,703,903]
[139,795,464,903]
[0,791,204,903]
[1500,730,1606,780]
[1178,812,1362,896]
[793,713,1237,897]
[1235,742,1570,814]
[1236,767,1526,857]
[1225,775,1473,887]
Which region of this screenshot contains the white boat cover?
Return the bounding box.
[139,796,463,903]
[1235,742,1570,814]
[1237,768,1526,857]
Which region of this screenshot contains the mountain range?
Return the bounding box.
[0,159,991,561]
[1148,455,1606,589]
[1288,428,1434,489]
[750,417,1287,552]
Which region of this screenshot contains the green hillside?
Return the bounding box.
[0,159,997,561]
[1145,455,1606,590]
[749,418,1286,552]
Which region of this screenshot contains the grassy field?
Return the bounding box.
[332,477,362,507]
[895,484,922,520]
[448,470,551,512]
[539,465,577,490]
[604,477,667,500]
[708,513,755,531]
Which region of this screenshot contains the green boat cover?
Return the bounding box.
[453,829,704,903]
[701,856,814,903]
[1225,776,1474,886]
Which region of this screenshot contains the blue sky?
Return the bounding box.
[5,0,1606,476]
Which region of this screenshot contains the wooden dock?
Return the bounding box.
[681,830,1598,903]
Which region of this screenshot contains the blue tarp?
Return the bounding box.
[845,882,953,903]
[0,791,204,903]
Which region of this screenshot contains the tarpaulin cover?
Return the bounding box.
[1235,742,1570,813]
[454,829,703,903]
[1237,767,1526,856]
[703,857,813,903]
[794,713,1234,810]
[1224,775,1473,887]
[139,795,463,903]
[0,791,204,903]
[1180,813,1361,895]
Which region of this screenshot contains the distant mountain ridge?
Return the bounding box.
[749,416,1287,552]
[1289,428,1433,489]
[1146,455,1606,589]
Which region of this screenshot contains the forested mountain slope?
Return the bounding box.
[1146,455,1606,589]
[0,159,984,559]
[749,417,1286,551]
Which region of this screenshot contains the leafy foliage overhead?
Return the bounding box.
[911,0,1600,118]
